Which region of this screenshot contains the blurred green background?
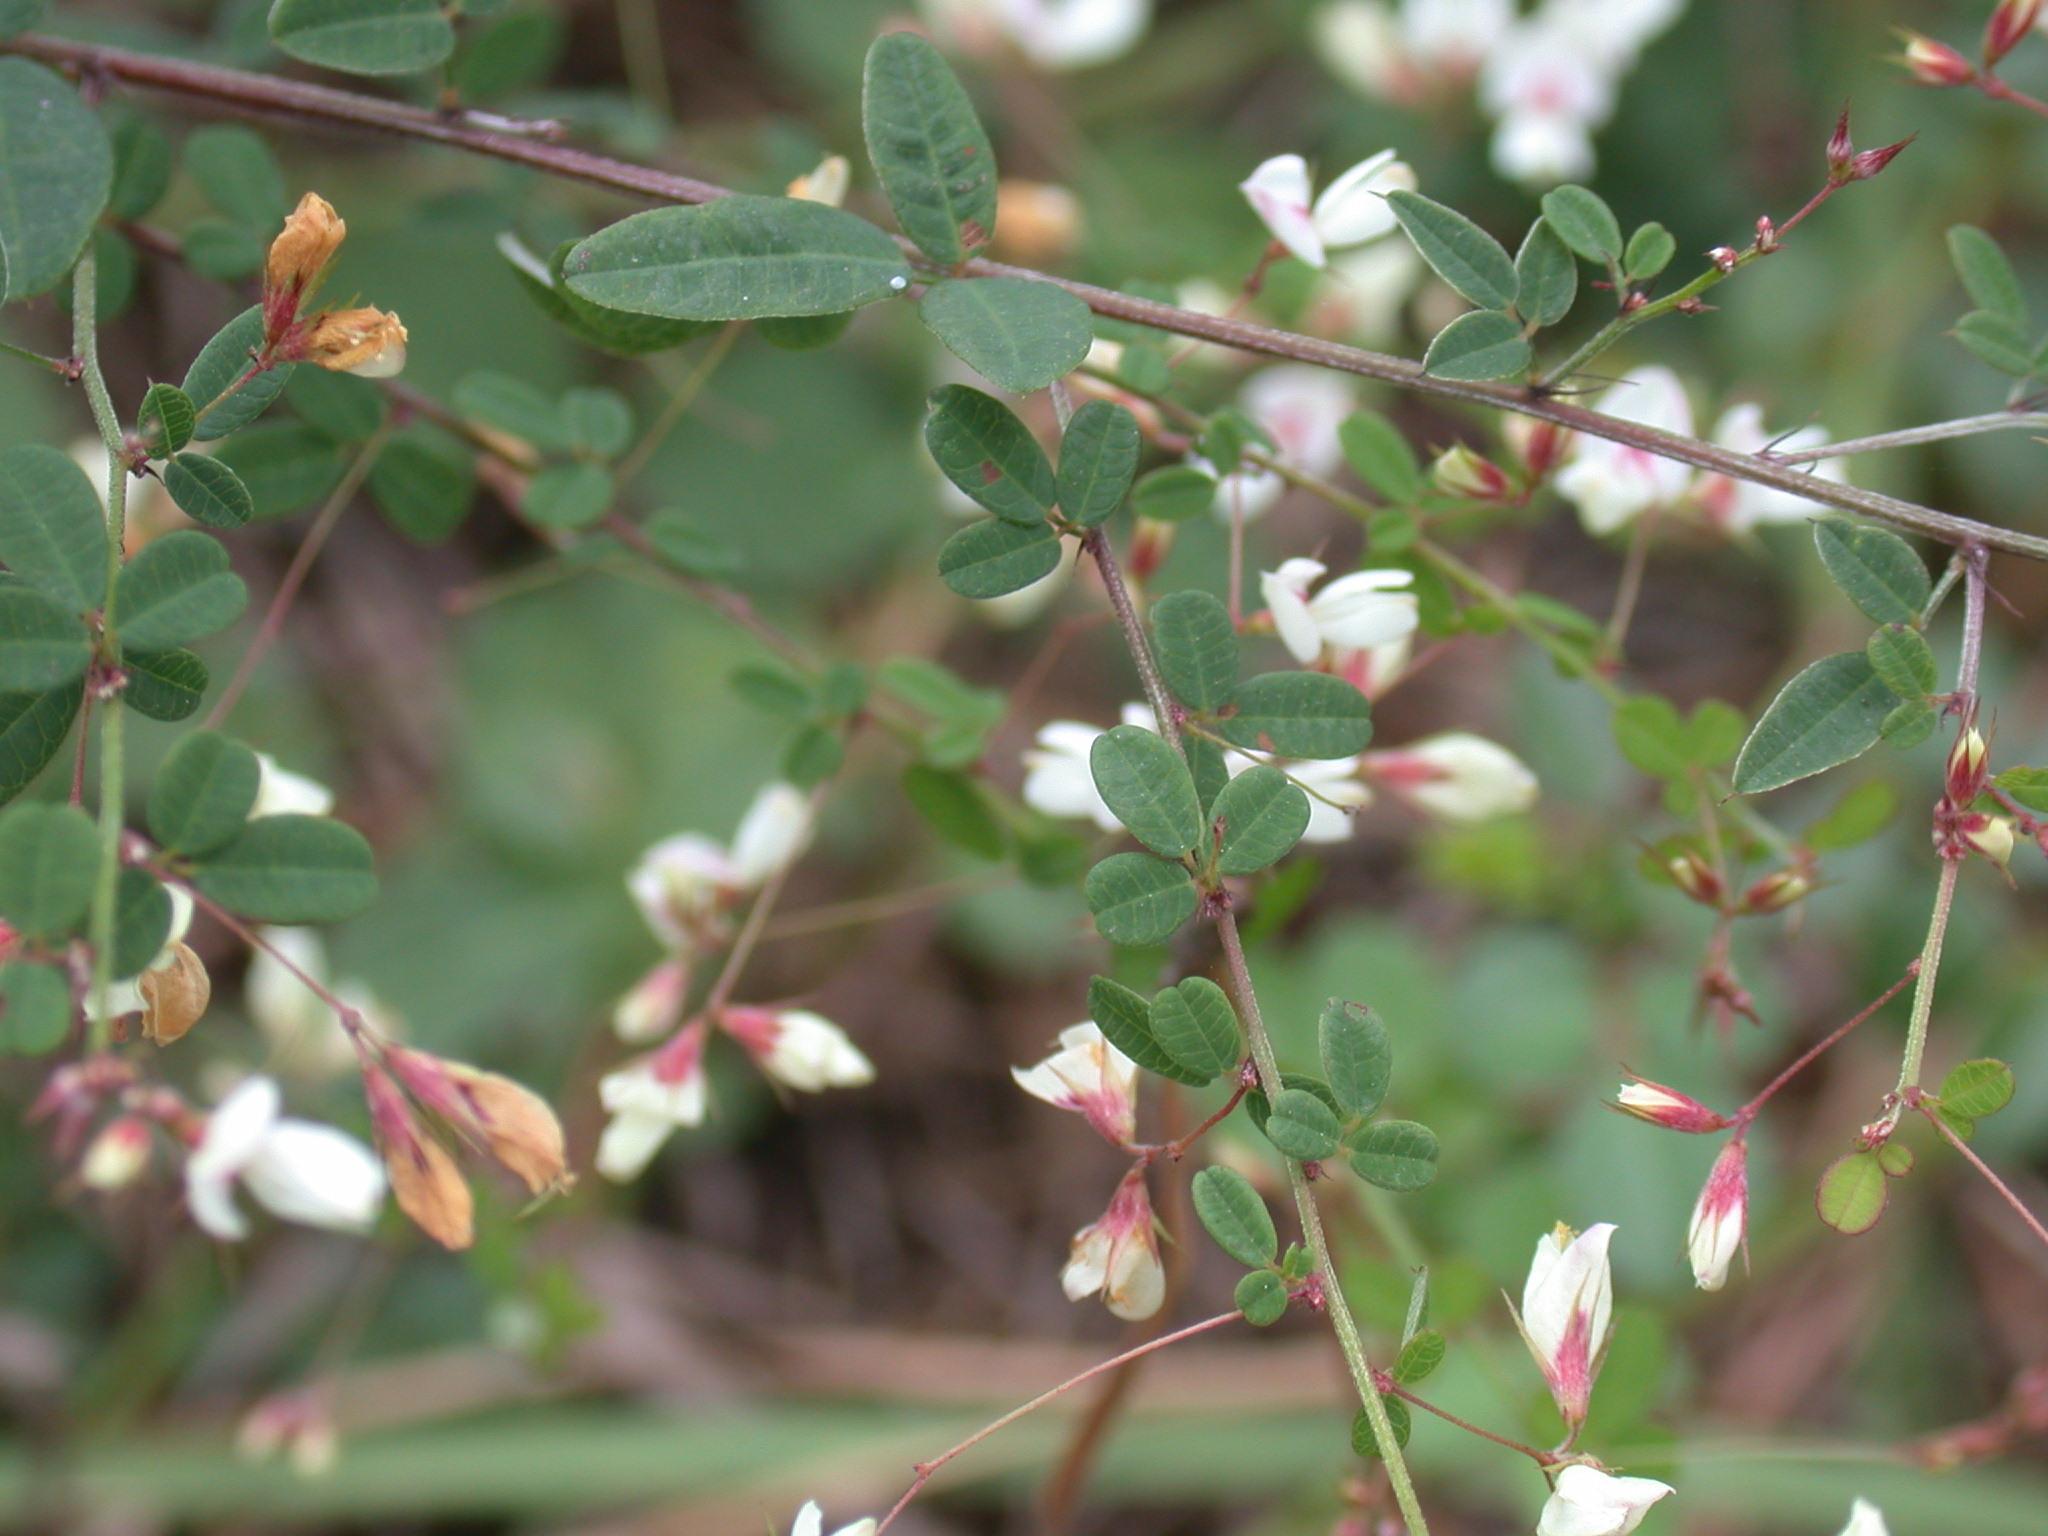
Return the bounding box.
[1,0,2046,1531]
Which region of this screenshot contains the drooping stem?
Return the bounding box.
[74,248,130,1048]
[203,427,390,730]
[1734,965,1918,1123]
[1917,1102,2048,1250]
[871,1310,1243,1534]
[178,880,373,1043]
[1214,911,1431,1535]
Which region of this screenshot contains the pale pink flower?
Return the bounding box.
[1013,1022,1138,1147]
[1062,1169,1165,1320]
[1363,731,1538,820]
[1514,1220,1615,1428]
[1239,151,1416,269]
[1696,403,1845,532]
[1687,1138,1748,1290]
[1553,367,1697,534]
[1536,1464,1675,1536]
[723,1007,875,1093]
[596,1024,709,1181]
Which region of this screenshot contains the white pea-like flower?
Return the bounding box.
[1239,150,1417,269]
[1695,403,1846,532]
[1062,1170,1165,1320]
[1553,366,1697,535]
[789,1500,877,1536]
[1261,557,1420,666]
[1513,1220,1615,1428]
[1534,1464,1675,1536]
[595,1024,710,1182]
[251,753,336,819]
[1012,1022,1139,1147]
[1835,1498,1889,1536]
[723,1007,875,1093]
[1686,1138,1748,1291]
[185,1076,386,1241]
[1362,732,1539,821]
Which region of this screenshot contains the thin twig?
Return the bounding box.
[1734,966,1918,1123]
[1917,1102,2048,1251]
[1775,411,2048,463]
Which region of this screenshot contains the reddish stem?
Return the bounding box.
[1734,965,1919,1123]
[1377,1377,1558,1468]
[1916,1101,2048,1251]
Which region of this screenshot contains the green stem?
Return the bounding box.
[1538,259,1736,390]
[1893,857,1960,1107]
[73,247,129,1046]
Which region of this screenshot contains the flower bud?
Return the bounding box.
[1754,215,1778,252]
[1687,1138,1748,1290]
[1615,1079,1731,1134]
[1825,108,1855,181]
[1504,415,1569,481]
[1897,31,1976,87]
[1741,869,1812,915]
[1708,246,1739,273]
[364,1063,472,1249]
[139,941,211,1046]
[1127,516,1176,583]
[264,192,346,341]
[238,1390,339,1479]
[80,1115,153,1189]
[1513,1221,1614,1428]
[614,958,688,1043]
[993,179,1082,265]
[290,308,408,378]
[723,1007,875,1095]
[1984,0,2042,66]
[1666,851,1723,906]
[1961,811,2016,867]
[1847,137,1914,182]
[1430,443,1511,501]
[1947,727,1990,804]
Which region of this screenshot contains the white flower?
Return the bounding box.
[1836,1498,1889,1536]
[729,782,814,886]
[1514,1220,1615,1427]
[790,1500,877,1536]
[1012,1022,1139,1147]
[185,1076,385,1241]
[245,926,358,1076]
[627,783,812,950]
[1553,367,1696,534]
[596,1024,710,1182]
[1239,150,1416,269]
[1489,108,1598,185]
[1696,404,1846,532]
[612,958,688,1044]
[1313,2,1410,100]
[1261,558,1419,665]
[1278,755,1373,843]
[1363,731,1538,820]
[992,0,1152,69]
[724,1007,875,1093]
[1062,1170,1165,1320]
[1686,1138,1748,1291]
[1402,0,1515,71]
[1535,1465,1675,1536]
[1240,365,1358,482]
[1021,702,1154,831]
[251,754,335,819]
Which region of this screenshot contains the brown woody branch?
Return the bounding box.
[14,31,2048,561]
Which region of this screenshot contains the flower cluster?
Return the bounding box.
[261,193,408,377]
[1314,0,1688,184]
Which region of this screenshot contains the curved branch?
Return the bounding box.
[14,32,2048,561]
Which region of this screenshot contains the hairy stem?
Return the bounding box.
[1893,858,1961,1107]
[8,32,2047,560]
[74,248,129,1047]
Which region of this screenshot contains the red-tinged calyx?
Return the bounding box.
[1985,0,2043,66]
[1615,1078,1732,1134]
[1897,31,1977,87]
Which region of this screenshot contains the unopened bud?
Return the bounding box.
[263,192,345,342]
[139,942,211,1046]
[1825,108,1855,181]
[1615,1079,1731,1134]
[1708,247,1739,273]
[1504,415,1569,481]
[1430,443,1511,501]
[1666,851,1723,906]
[1848,136,1914,182]
[238,1391,339,1479]
[1754,215,1778,253]
[785,154,850,207]
[1961,811,2016,867]
[1897,31,1976,87]
[1984,0,2042,66]
[1127,516,1175,582]
[1741,870,1811,915]
[994,180,1083,265]
[364,1064,473,1250]
[1947,727,1990,804]
[79,1116,152,1189]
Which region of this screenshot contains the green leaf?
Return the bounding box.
[0,444,109,612]
[1130,464,1216,522]
[369,423,475,544]
[1514,220,1577,327]
[287,367,387,444]
[1952,310,2035,377]
[1351,1397,1412,1459]
[1881,699,1938,749]
[1339,412,1422,504]
[860,31,998,265]
[108,116,173,222]
[1192,1165,1277,1267]
[1813,517,1931,626]
[1815,1150,1888,1235]
[1866,624,1936,699]
[1209,765,1309,875]
[1083,852,1197,946]
[0,681,81,804]
[191,813,376,922]
[1349,1120,1439,1191]
[1876,1141,1915,1177]
[1423,309,1532,381]
[1090,723,1203,857]
[901,765,1004,860]
[185,220,266,284]
[115,531,247,653]
[1938,1058,2015,1119]
[163,453,256,530]
[213,423,347,519]
[498,233,717,357]
[524,463,615,530]
[1948,225,2025,328]
[0,60,113,298]
[148,730,261,855]
[183,124,288,227]
[1995,766,2048,814]
[564,196,912,321]
[1085,972,1204,1084]
[1539,185,1622,262]
[1804,780,1897,850]
[1320,999,1391,1119]
[1220,671,1373,759]
[0,960,70,1055]
[0,588,90,692]
[924,384,1057,524]
[137,383,196,459]
[640,509,742,579]
[1393,1329,1446,1385]
[1732,652,1899,794]
[110,866,173,981]
[1623,221,1676,281]
[919,278,1092,393]
[1385,190,1517,310]
[453,370,574,454]
[756,311,854,350]
[268,0,458,76]
[182,307,294,441]
[1264,1086,1342,1161]
[1612,694,1690,780]
[0,801,98,938]
[563,387,635,459]
[1234,1269,1289,1327]
[1686,700,1746,767]
[1151,590,1238,712]
[937,518,1062,598]
[1055,400,1141,528]
[1148,975,1238,1080]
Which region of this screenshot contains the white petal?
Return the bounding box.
[1061,1223,1111,1299]
[190,1076,283,1186]
[1239,154,1325,267]
[1310,150,1415,249]
[1837,1498,1889,1536]
[186,1170,249,1241]
[596,1110,676,1182]
[242,1121,386,1233]
[1260,571,1325,664]
[790,1503,824,1536]
[1489,110,1597,186]
[1307,570,1420,651]
[251,755,335,819]
[729,782,813,887]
